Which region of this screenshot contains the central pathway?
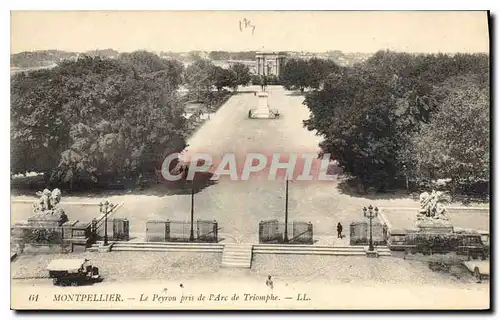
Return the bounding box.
[146,86,351,244]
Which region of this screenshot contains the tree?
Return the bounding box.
[230,63,251,87]
[402,85,489,191]
[117,51,184,89]
[280,58,310,92]
[11,55,188,189]
[304,68,410,191]
[210,66,237,91]
[11,69,70,176]
[307,58,340,89]
[304,50,489,192]
[184,59,215,101]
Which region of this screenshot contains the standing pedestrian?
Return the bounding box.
[265,275,274,290]
[337,222,343,239]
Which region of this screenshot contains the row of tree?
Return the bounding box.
[184,59,251,101]
[280,58,341,92]
[11,51,254,189]
[302,51,489,194]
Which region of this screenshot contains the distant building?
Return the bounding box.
[255,51,287,77]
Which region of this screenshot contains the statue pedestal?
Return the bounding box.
[28,210,68,227]
[416,219,454,233]
[250,92,274,119]
[251,109,272,118]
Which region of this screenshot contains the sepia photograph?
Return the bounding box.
[9,10,491,310]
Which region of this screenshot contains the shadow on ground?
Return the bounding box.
[336,179,415,201]
[234,90,257,94]
[285,91,305,96]
[11,171,219,198]
[336,178,489,205]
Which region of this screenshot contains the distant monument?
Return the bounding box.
[415,190,453,233]
[255,51,287,77]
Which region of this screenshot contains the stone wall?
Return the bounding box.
[11,220,91,254]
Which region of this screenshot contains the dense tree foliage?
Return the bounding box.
[184,59,216,101]
[402,84,489,190]
[211,66,237,91]
[281,58,340,92]
[184,59,241,98]
[280,58,310,92]
[230,63,252,87]
[304,50,489,193]
[11,55,188,189]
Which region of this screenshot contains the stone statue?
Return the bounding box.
[417,190,450,220]
[31,188,68,225]
[33,188,62,213]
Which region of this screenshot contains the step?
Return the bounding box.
[222,248,252,253]
[253,250,389,256]
[96,241,223,247]
[254,247,389,252]
[223,255,252,260]
[113,243,223,249]
[220,244,253,269]
[222,257,251,263]
[223,253,252,258]
[254,244,361,249]
[111,247,223,253]
[254,245,391,252]
[221,263,251,269]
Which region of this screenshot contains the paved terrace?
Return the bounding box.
[11,86,489,244]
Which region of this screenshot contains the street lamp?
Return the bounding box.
[284,178,289,243]
[99,200,114,246]
[363,205,379,252]
[189,178,195,241]
[402,163,409,191]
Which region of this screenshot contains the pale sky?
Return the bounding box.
[11,11,490,54]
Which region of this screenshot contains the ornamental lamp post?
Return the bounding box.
[402,163,409,191]
[363,205,379,252]
[190,178,195,241]
[99,200,114,246]
[283,178,289,244]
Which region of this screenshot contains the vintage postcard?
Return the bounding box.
[10,11,490,310]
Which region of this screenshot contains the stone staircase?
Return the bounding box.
[221,244,253,268]
[253,244,392,256]
[87,241,224,253]
[86,242,390,259]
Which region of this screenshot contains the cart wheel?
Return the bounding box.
[60,281,68,287]
[71,281,79,287]
[474,267,481,283]
[52,278,58,285]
